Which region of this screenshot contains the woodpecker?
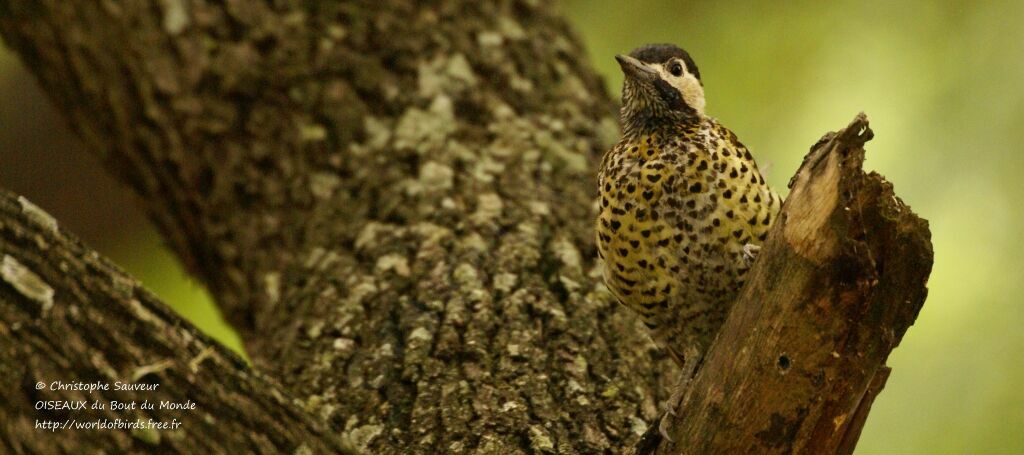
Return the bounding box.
[596,43,781,435]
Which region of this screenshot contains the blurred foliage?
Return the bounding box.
[107,228,245,356]
[1,0,1022,452]
[564,0,1024,453]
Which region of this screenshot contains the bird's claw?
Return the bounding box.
[658,370,689,442]
[659,411,675,442]
[742,243,761,262]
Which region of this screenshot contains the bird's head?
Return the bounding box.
[616,44,704,131]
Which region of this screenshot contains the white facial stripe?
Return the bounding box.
[651,61,706,116]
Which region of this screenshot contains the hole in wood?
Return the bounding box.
[778,354,791,371]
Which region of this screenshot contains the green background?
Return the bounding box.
[2,0,1022,452]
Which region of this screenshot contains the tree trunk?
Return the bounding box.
[0,1,932,453]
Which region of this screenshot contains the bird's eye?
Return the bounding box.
[669,62,684,77]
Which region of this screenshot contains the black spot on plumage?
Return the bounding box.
[729,168,738,178]
[697,160,708,171]
[647,174,661,183]
[657,238,670,247]
[723,189,732,199]
[615,273,637,287]
[618,248,628,257]
[638,259,648,268]
[740,194,748,203]
[629,240,640,248]
[641,229,651,238]
[610,220,621,231]
[643,190,654,200]
[689,182,702,193]
[626,183,636,193]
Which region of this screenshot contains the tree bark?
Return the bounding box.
[0,1,932,453]
[0,192,353,453]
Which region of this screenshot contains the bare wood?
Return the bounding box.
[0,191,352,453]
[650,114,933,454]
[837,366,891,455]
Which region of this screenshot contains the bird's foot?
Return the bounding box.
[657,370,691,441]
[742,243,761,262]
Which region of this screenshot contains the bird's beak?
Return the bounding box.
[616,54,657,81]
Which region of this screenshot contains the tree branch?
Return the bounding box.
[0,191,351,453]
[646,114,933,454]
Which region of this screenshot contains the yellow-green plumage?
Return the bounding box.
[597,44,781,370]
